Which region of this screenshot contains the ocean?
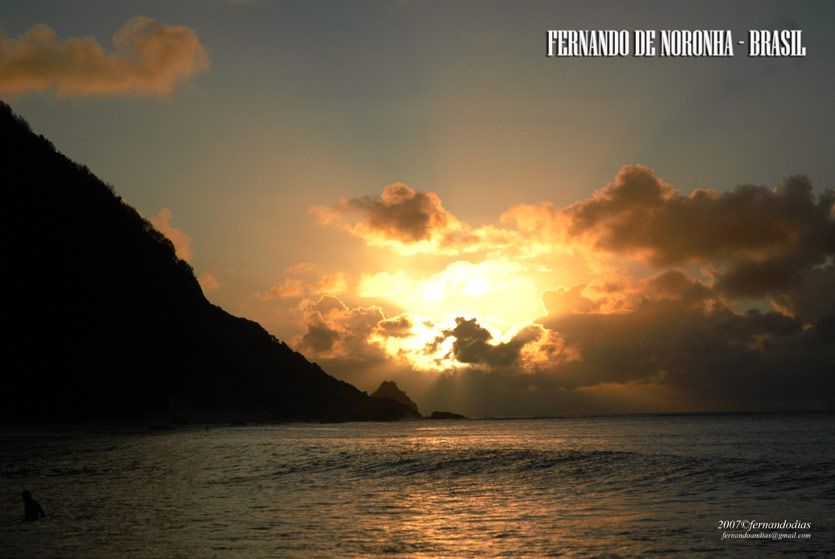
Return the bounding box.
[1,414,833,558]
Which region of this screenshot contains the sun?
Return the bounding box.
[356,257,565,372]
[361,258,547,326]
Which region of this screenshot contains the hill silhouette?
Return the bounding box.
[0,101,416,425]
[370,381,422,418]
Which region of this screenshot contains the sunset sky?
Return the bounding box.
[2,0,834,416]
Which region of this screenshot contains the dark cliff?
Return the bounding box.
[0,102,414,424]
[370,381,422,418]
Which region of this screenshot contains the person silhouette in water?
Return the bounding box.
[22,491,45,521]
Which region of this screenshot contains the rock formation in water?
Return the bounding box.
[370,381,422,418]
[0,101,417,425]
[427,411,468,420]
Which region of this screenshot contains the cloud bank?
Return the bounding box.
[0,17,209,97]
[291,166,835,416]
[560,166,835,300]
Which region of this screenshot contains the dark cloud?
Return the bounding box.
[300,323,340,353]
[537,285,833,407]
[769,264,835,324]
[563,167,835,301]
[342,182,451,242]
[310,183,517,256]
[566,165,676,239]
[291,296,436,400]
[543,270,714,318]
[431,317,541,368]
[715,249,820,297]
[376,315,414,338]
[424,270,834,416]
[292,296,407,386]
[294,296,386,361]
[288,264,833,417]
[419,303,833,418]
[294,296,349,353]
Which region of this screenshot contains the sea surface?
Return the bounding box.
[1,414,833,558]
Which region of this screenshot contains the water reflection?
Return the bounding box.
[0,415,832,558]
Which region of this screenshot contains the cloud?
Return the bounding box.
[542,284,600,316]
[559,166,835,298]
[376,315,415,338]
[313,168,835,280]
[311,182,519,256]
[150,208,192,261]
[768,264,835,324]
[293,295,555,374]
[349,182,450,242]
[0,17,209,98]
[534,271,833,407]
[311,182,458,247]
[289,280,833,417]
[543,270,717,317]
[430,317,541,368]
[421,281,833,417]
[290,295,426,392]
[198,272,220,293]
[294,296,388,363]
[301,167,835,416]
[295,295,570,377]
[263,262,347,300]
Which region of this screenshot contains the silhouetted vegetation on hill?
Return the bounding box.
[370,381,423,419]
[0,101,415,424]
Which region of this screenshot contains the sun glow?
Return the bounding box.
[360,258,546,326]
[351,252,594,374]
[368,310,545,373]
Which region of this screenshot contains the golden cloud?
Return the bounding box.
[300,167,835,415]
[311,182,520,256]
[150,208,192,262]
[264,262,347,300]
[0,17,209,97]
[198,272,220,293]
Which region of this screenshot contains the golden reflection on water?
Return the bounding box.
[1,416,832,558]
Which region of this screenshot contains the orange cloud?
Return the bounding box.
[293,296,390,365]
[198,272,220,293]
[0,17,209,98]
[150,208,192,261]
[301,167,835,415]
[350,182,452,243]
[311,182,521,256]
[293,295,574,378]
[543,270,718,317]
[311,182,461,252]
[264,262,347,300]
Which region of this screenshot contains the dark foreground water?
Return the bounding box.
[2,414,833,558]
